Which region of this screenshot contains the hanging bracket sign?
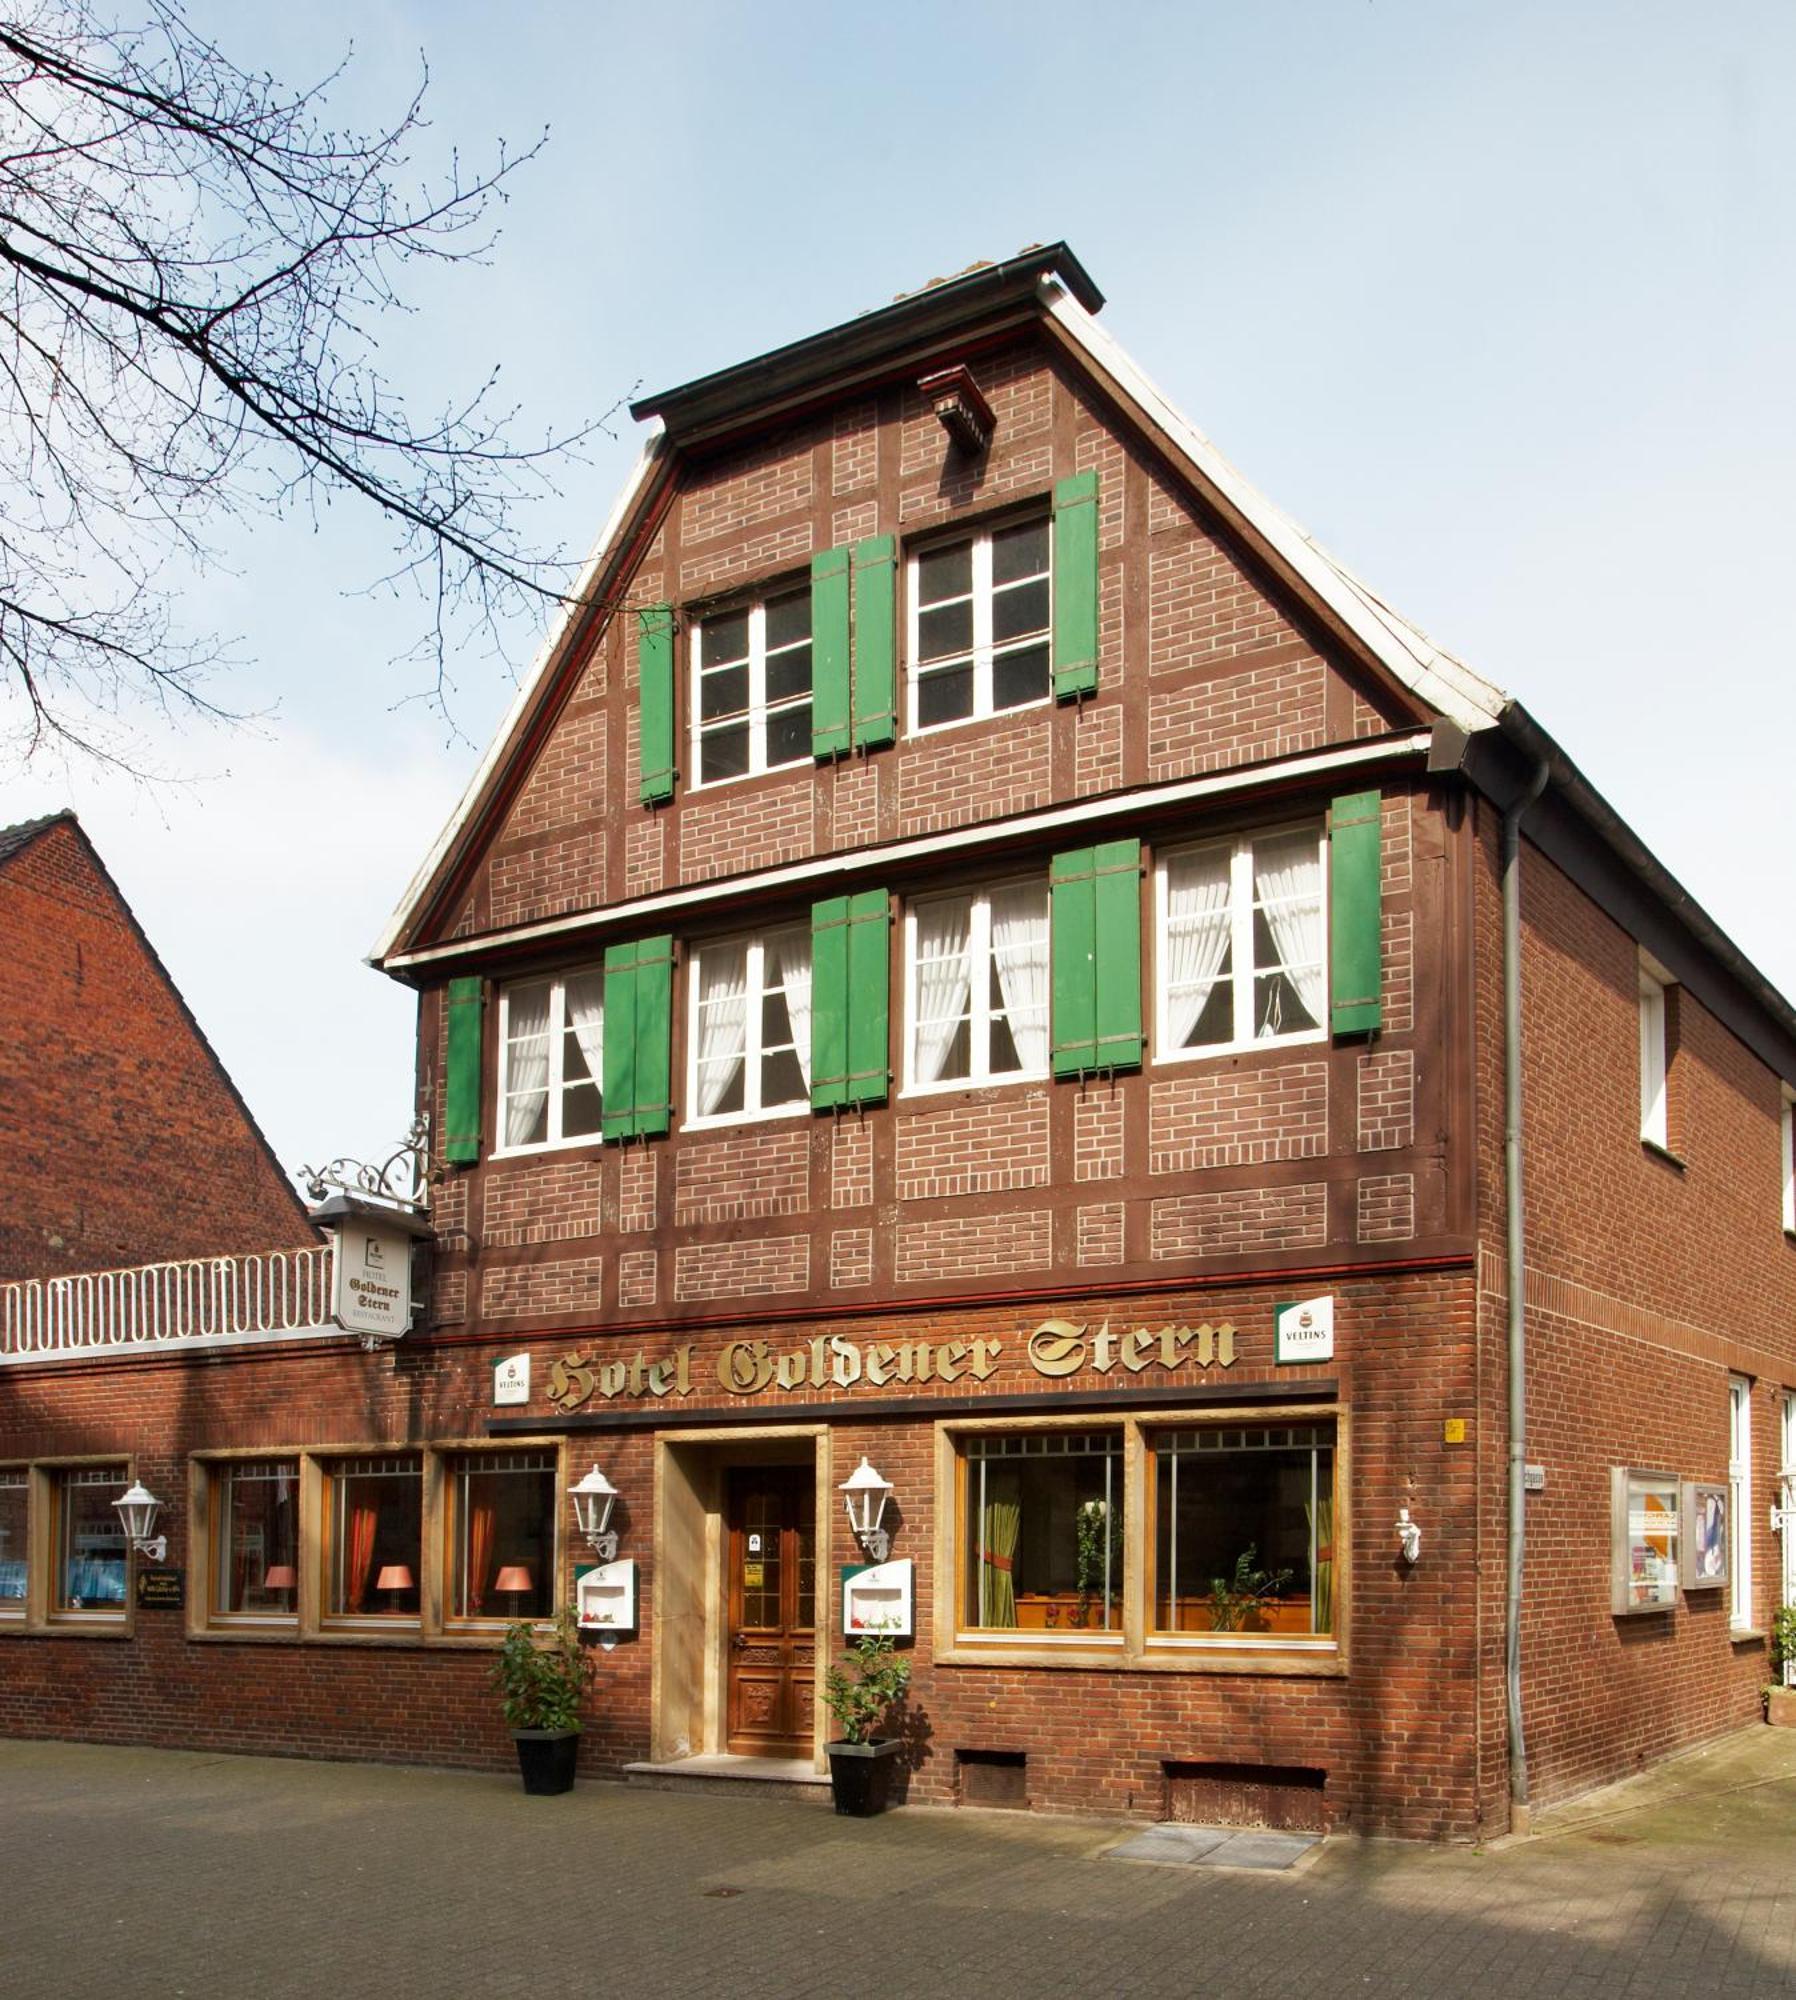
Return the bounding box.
[310,1193,432,1343]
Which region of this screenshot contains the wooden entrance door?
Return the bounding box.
[726,1467,815,1756]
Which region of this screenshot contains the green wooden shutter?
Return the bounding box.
[601,935,674,1138]
[1329,791,1383,1036]
[850,535,897,749]
[636,605,676,803]
[810,891,890,1108]
[1051,470,1100,701]
[442,976,484,1164]
[1050,840,1142,1077]
[810,547,851,759]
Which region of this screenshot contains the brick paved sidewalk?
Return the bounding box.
[4,1728,1796,1998]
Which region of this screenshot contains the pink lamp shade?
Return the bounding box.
[262,1565,298,1591]
[374,1564,415,1592]
[493,1565,534,1594]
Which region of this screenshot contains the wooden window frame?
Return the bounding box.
[440,1447,561,1632]
[0,1456,139,1640]
[204,1455,302,1631]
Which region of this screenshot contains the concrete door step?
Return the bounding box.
[622,1753,833,1804]
[1104,1823,1321,1871]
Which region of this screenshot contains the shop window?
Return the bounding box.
[496,971,603,1153]
[959,1430,1123,1640]
[213,1459,299,1620]
[693,588,813,785]
[53,1464,128,1618]
[1156,826,1327,1058]
[687,928,812,1124]
[0,1469,27,1616]
[909,518,1050,732]
[447,1451,557,1624]
[325,1455,421,1621]
[1150,1424,1336,1645]
[906,880,1049,1090]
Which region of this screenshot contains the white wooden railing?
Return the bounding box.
[0,1243,341,1366]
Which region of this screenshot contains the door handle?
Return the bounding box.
[731,1631,749,1650]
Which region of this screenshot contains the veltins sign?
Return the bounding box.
[331,1220,415,1340]
[544,1315,1239,1415]
[1273,1295,1334,1365]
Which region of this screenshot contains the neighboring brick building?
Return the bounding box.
[0,812,313,1277]
[5,249,1793,1840]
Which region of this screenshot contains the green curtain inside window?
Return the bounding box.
[979,1498,1020,1628]
[1307,1494,1335,1634]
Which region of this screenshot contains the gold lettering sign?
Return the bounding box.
[542,1318,1237,1417]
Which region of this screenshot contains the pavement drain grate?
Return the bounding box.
[1103,1825,1320,1871]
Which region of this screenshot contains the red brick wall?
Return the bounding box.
[0,821,314,1279]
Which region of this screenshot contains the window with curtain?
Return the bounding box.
[497,971,603,1152]
[325,1456,421,1620]
[1157,824,1325,1057]
[53,1465,128,1616]
[909,518,1051,731]
[448,1451,556,1623]
[959,1431,1123,1638]
[693,588,813,785]
[215,1459,299,1617]
[688,928,811,1124]
[1151,1424,1335,1644]
[0,1470,28,1613]
[907,881,1049,1089]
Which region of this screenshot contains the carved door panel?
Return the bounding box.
[726,1468,815,1756]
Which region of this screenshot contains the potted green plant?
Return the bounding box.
[823,1631,912,1816]
[490,1605,591,1794]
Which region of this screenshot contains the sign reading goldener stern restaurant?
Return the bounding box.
[331,1218,415,1340]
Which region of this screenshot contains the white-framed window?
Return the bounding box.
[1155,824,1327,1058]
[692,589,812,786]
[1780,1393,1796,1628]
[1781,1092,1794,1234]
[496,971,603,1154]
[1731,1376,1754,1631]
[905,880,1050,1091]
[1639,959,1669,1148]
[908,517,1050,733]
[687,928,812,1126]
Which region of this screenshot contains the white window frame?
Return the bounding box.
[1781,1092,1794,1235]
[492,971,604,1158]
[683,927,812,1131]
[906,518,1052,736]
[1153,823,1329,1063]
[902,878,1051,1097]
[1780,1393,1796,1629]
[1639,956,1669,1148]
[1731,1376,1754,1632]
[690,589,813,790]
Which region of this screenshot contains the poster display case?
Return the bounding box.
[1611,1467,1679,1614]
[1680,1481,1728,1592]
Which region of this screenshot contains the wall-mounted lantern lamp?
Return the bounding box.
[113,1481,167,1563]
[840,1457,894,1563]
[570,1465,620,1561]
[1396,1507,1422,1564]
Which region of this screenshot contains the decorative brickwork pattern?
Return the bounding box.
[831,501,879,546]
[1149,1063,1329,1174]
[1146,658,1326,782]
[617,1148,656,1233]
[831,761,879,850]
[482,1255,605,1319]
[679,777,812,883]
[1357,1050,1416,1152]
[896,1095,1050,1201]
[830,1120,873,1209]
[623,815,663,898]
[1076,1202,1126,1266]
[1150,1183,1328,1259]
[616,1248,657,1307]
[1147,471,1189,535]
[830,1228,874,1288]
[1075,424,1127,549]
[429,1170,468,1245]
[504,705,606,843]
[679,521,813,600]
[1147,538,1295,676]
[897,712,1051,836]
[832,402,877,495]
[1357,1173,1416,1242]
[1382,791,1414,894]
[1351,686,1388,739]
[681,434,815,546]
[1073,1085,1125,1181]
[488,830,605,930]
[673,1234,809,1302]
[483,1159,603,1247]
[898,443,1054,528]
[675,1127,810,1225]
[895,1209,1053,1284]
[429,1268,467,1325]
[1382,908,1415,1035]
[1073,701,1123,798]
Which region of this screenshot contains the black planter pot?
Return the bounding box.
[512,1728,581,1795]
[826,1737,903,1817]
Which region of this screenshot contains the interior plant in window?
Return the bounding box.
[694,588,812,784]
[1158,826,1326,1055]
[910,518,1050,730]
[908,881,1048,1088]
[689,928,811,1122]
[498,971,602,1151]
[961,1431,1123,1636]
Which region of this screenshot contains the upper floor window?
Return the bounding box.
[498,972,603,1153]
[688,928,812,1125]
[909,518,1050,732]
[1781,1092,1794,1234]
[1156,825,1326,1058]
[906,880,1049,1091]
[693,590,812,786]
[1639,954,1673,1151]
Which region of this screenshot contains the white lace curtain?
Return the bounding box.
[913,899,971,1083]
[566,973,603,1094]
[1164,850,1233,1050]
[503,986,552,1147]
[694,950,748,1114]
[1253,837,1324,1034]
[990,886,1049,1072]
[770,935,812,1087]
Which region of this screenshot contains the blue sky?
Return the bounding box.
[7,0,1794,1190]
